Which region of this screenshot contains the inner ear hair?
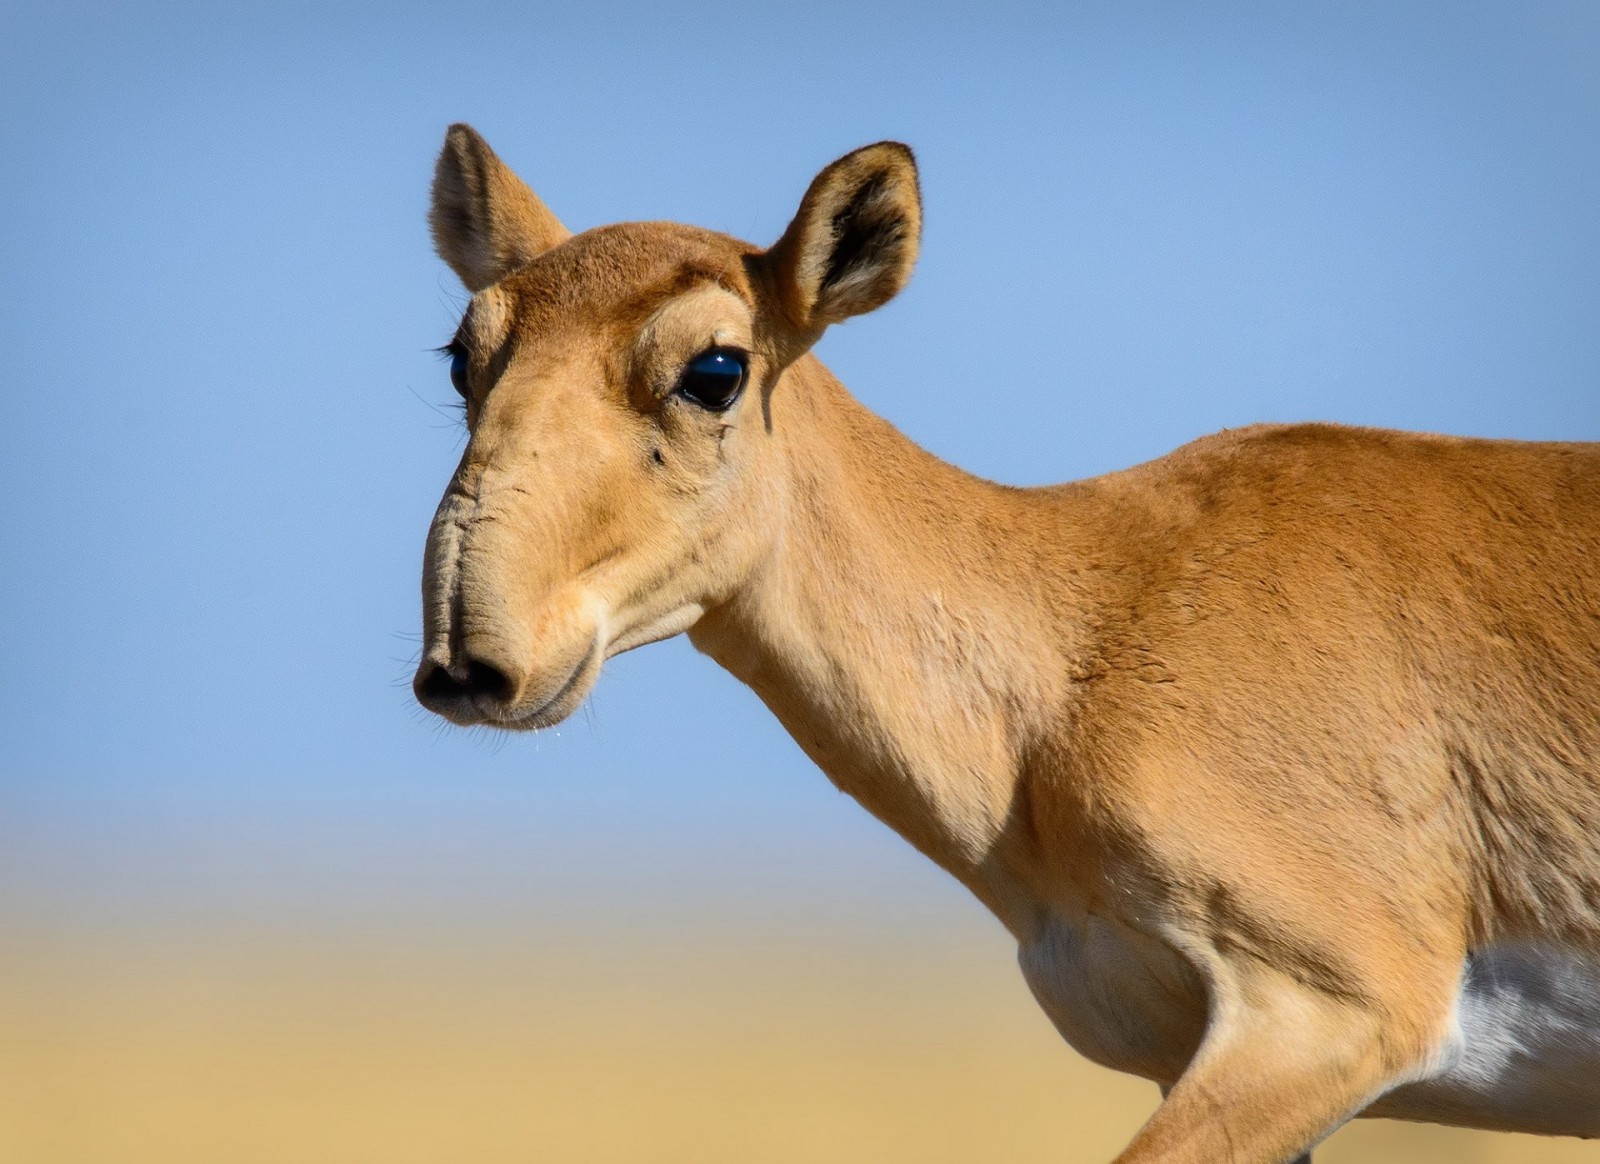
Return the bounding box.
[766,142,923,333]
[429,123,571,293]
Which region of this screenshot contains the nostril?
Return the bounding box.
[463,659,511,699]
[418,662,465,703]
[416,657,514,707]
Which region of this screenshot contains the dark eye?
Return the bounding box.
[676,349,747,411]
[447,344,470,398]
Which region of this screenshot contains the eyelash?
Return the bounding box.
[438,339,471,400]
[435,341,470,422]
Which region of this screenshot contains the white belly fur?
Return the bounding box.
[1378,941,1600,1136]
[1022,923,1600,1138]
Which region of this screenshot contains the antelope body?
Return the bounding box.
[413,125,1600,1163]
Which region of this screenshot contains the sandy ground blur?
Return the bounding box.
[0,913,1592,1164]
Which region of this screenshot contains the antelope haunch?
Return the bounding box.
[412,124,1600,1162]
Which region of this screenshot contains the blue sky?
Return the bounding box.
[2,1,1597,918]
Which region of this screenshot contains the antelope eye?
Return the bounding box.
[448,345,469,398]
[677,349,747,411]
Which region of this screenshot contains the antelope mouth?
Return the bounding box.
[413,638,600,732]
[503,641,599,730]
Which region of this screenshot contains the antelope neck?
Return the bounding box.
[691,357,1084,918]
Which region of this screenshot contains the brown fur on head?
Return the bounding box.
[413,124,922,729]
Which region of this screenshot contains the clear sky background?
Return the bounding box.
[2,0,1598,928]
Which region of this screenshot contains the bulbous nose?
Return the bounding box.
[414,650,521,718]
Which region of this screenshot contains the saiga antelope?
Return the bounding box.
[412,124,1600,1163]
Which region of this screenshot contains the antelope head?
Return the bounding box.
[413,125,922,729]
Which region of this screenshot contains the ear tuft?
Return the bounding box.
[766,142,922,332]
[429,123,570,292]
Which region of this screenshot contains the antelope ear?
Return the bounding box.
[429,123,571,292]
[765,142,922,332]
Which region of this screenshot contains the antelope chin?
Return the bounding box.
[497,641,601,731]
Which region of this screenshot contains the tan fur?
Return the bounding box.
[413,126,1600,1163]
[429,124,570,292]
